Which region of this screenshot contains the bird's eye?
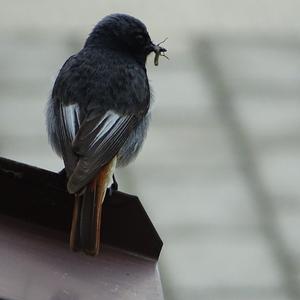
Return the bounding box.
[135,34,145,43]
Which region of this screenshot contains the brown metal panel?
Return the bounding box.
[0,157,164,300]
[0,157,163,259]
[0,217,164,300]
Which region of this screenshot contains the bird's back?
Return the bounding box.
[47,47,151,175]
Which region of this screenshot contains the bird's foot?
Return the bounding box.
[107,174,118,197]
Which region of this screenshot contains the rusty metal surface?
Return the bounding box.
[0,216,163,300]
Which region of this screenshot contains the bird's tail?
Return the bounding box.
[70,158,117,256]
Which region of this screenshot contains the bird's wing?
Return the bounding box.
[66,109,138,194]
[61,102,80,142]
[55,101,81,175]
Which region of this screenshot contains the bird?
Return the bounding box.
[46,13,167,256]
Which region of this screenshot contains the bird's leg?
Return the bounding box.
[107,174,118,196]
[112,174,118,190]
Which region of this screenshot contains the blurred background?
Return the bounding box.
[1,1,300,299]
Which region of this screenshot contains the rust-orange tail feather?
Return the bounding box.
[70,158,116,256]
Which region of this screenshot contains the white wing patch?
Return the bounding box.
[62,103,80,140]
[90,111,121,148]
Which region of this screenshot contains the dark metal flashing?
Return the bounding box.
[0,157,164,300]
[0,156,163,260]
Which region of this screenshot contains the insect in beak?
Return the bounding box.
[152,38,169,66]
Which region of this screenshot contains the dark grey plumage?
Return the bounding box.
[46,14,157,194]
[46,14,166,255]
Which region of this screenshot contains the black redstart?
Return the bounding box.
[46,13,167,255]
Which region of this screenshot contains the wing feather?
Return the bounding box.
[67,110,138,193]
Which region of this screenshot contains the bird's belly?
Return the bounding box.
[116,114,150,167]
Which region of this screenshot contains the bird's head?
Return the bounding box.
[85,14,167,65]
